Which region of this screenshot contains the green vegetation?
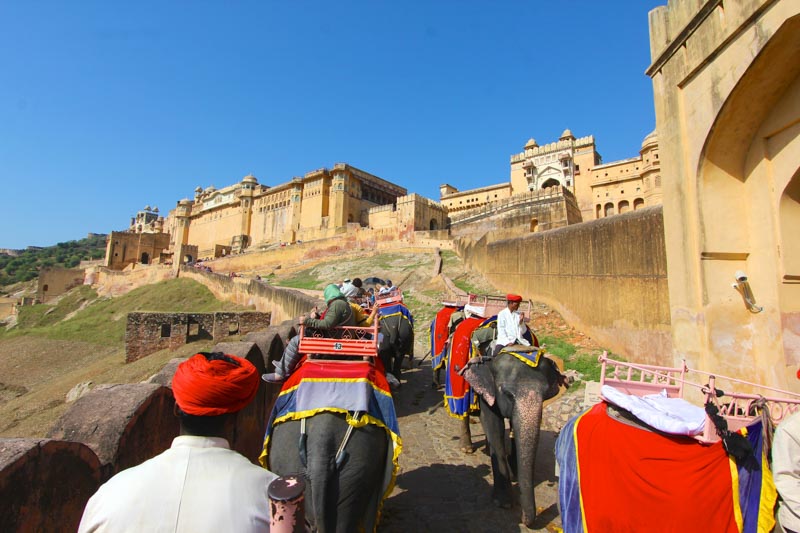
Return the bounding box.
[2,278,249,346]
[452,276,484,295]
[539,335,577,359]
[0,235,107,286]
[276,269,325,290]
[539,334,608,381]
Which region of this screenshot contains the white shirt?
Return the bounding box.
[774,411,800,533]
[78,436,277,533]
[495,307,530,347]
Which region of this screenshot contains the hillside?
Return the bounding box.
[0,250,607,439]
[0,234,107,287]
[0,278,250,437]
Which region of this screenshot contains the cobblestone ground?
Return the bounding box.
[378,350,587,533]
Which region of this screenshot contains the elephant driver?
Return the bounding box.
[492,293,531,358]
[263,283,358,383]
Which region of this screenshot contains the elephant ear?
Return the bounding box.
[463,364,497,407]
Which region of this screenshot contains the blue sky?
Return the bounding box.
[0,1,662,249]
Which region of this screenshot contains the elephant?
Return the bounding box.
[377,302,414,380]
[266,412,393,533]
[461,341,568,529]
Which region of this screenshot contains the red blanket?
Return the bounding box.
[575,403,739,532]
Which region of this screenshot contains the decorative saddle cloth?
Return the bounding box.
[429,306,459,371]
[377,302,414,327]
[444,316,485,418]
[499,344,543,368]
[555,402,776,533]
[260,357,402,514]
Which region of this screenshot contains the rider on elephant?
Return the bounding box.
[493,293,530,357]
[263,284,357,382]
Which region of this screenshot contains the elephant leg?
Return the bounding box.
[479,398,512,509]
[392,348,403,379]
[459,416,474,454]
[512,389,544,529]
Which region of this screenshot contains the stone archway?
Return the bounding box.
[429,219,439,231]
[140,252,150,265]
[694,15,800,385]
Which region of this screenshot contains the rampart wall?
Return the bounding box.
[37,268,86,303]
[87,264,177,298]
[0,326,294,532]
[456,206,671,364]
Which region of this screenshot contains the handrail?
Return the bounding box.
[598,352,800,443]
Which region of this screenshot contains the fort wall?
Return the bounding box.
[455,206,671,364]
[37,267,86,303]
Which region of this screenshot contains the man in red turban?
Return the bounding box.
[493,293,531,357]
[78,352,276,533]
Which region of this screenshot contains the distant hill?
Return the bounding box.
[0,234,107,286]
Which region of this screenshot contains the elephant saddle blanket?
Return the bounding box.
[444,316,485,418]
[264,357,400,441]
[499,344,543,368]
[378,302,415,327]
[430,305,459,371]
[555,402,776,533]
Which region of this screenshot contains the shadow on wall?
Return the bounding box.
[0,323,296,533]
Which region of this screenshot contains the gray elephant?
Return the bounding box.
[265,412,395,532]
[461,347,568,529]
[377,302,414,380]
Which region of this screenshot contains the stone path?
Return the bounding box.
[378,352,586,533]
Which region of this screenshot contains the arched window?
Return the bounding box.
[618,200,630,214]
[596,204,602,218]
[530,219,539,232]
[633,198,645,210]
[604,203,615,217]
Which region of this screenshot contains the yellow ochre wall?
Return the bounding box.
[648,0,800,390]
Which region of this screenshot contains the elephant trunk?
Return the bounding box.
[512,389,543,529]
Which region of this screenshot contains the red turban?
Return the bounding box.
[172,353,259,416]
[506,294,523,303]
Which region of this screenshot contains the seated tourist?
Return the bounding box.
[263,284,358,382]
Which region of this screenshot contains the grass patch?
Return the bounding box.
[539,335,577,359]
[565,353,604,382]
[3,278,249,346]
[275,269,324,290]
[452,277,483,295]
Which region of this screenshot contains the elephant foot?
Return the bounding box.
[386,373,401,390]
[492,496,512,510]
[520,510,536,529]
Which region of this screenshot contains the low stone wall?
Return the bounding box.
[180,267,319,324]
[0,327,294,528]
[124,311,272,363]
